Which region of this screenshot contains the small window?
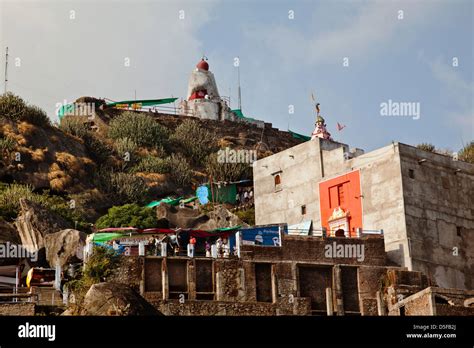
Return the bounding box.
[301,205,306,215]
[274,174,282,191]
[457,226,462,237]
[408,169,415,179]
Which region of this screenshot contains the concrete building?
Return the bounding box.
[253,138,474,290]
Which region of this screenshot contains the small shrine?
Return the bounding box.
[328,207,350,237]
[310,97,332,140]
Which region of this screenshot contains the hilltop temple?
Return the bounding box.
[179,58,236,122]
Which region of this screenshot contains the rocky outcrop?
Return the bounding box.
[80,282,161,316]
[197,205,248,230]
[0,218,20,244]
[44,229,86,269]
[156,203,247,229]
[156,203,209,228]
[14,199,73,252]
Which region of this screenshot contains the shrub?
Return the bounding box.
[416,143,436,152]
[0,184,41,219]
[95,203,157,230]
[458,141,474,164]
[0,134,16,152]
[170,119,218,164]
[205,152,252,182]
[22,105,51,126]
[0,93,50,126]
[82,246,121,284]
[108,111,167,148]
[114,137,138,160]
[235,207,255,225]
[131,155,170,174]
[167,153,192,186]
[0,93,27,121]
[0,183,89,229]
[59,117,111,163]
[103,172,150,204]
[58,117,90,138]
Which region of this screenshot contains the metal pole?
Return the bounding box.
[4,47,8,94]
[237,62,242,111]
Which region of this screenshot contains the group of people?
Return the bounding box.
[144,234,235,258]
[236,188,253,206]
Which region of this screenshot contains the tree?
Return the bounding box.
[95,203,158,229]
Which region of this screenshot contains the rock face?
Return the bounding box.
[156,203,247,229]
[15,199,73,252]
[44,229,86,269]
[80,282,161,316]
[156,203,209,228]
[0,218,20,244]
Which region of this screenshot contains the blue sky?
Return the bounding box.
[1,0,472,152]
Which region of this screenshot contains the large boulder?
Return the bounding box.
[80,282,161,316]
[156,203,247,229]
[156,203,209,228]
[44,229,87,269]
[14,199,73,252]
[0,218,21,244]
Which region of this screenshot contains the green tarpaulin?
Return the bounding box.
[146,197,183,208]
[107,98,178,107]
[93,233,126,243]
[231,109,259,122]
[288,129,311,141]
[207,184,237,204]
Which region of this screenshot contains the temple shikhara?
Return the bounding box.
[179,58,236,122]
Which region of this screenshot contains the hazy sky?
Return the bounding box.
[1,0,472,152]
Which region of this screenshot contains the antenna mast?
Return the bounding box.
[4,47,8,94]
[237,60,242,111]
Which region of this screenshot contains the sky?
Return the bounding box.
[0,0,472,153]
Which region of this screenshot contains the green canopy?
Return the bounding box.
[93,233,126,243]
[288,129,311,141]
[146,196,183,208]
[107,98,178,107]
[231,109,259,122]
[181,196,197,204]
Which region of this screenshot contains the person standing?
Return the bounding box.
[205,240,211,257]
[188,235,197,257]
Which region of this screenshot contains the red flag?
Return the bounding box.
[337,122,346,131]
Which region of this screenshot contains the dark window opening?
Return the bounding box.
[456,226,462,237]
[408,169,415,179]
[274,174,282,191]
[255,263,273,303]
[335,229,345,237]
[399,306,405,316]
[301,205,306,215]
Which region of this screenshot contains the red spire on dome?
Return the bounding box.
[196,59,209,71]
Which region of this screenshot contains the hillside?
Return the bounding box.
[0,94,304,225]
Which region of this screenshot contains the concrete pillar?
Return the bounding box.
[326,287,334,316]
[215,271,222,301]
[139,258,145,295]
[334,265,344,316]
[161,242,167,257]
[376,291,387,316]
[162,258,169,300]
[188,260,196,300]
[271,265,278,304]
